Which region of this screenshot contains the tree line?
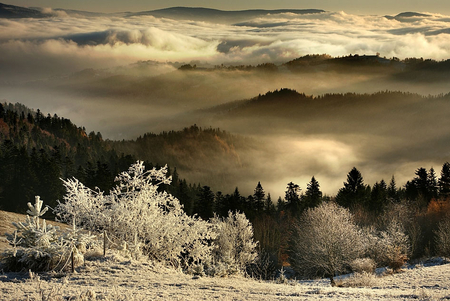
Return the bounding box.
[2,101,450,273]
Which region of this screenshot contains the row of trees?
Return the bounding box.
[3,101,450,279]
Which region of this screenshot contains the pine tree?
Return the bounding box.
[369,180,388,212]
[195,186,215,220]
[439,162,450,198]
[276,196,285,213]
[285,182,302,216]
[253,182,266,212]
[265,193,276,214]
[303,176,322,209]
[387,175,398,202]
[335,167,369,208]
[428,167,438,200]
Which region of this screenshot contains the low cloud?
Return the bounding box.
[1,11,450,81]
[1,10,450,197]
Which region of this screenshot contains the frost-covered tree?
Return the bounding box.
[55,161,215,270]
[2,196,87,271]
[210,211,258,276]
[288,202,364,285]
[435,214,450,257]
[363,221,409,271]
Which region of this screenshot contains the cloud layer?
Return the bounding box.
[1,10,450,197]
[1,11,450,81]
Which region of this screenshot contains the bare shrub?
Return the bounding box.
[364,221,410,271]
[337,271,379,288]
[435,213,450,257]
[288,202,364,285]
[246,249,279,280]
[350,257,376,274]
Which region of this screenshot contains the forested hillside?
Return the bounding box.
[0,102,136,212]
[3,98,450,267]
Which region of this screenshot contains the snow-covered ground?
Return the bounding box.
[1,253,450,301]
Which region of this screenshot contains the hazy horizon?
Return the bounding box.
[3,0,450,16]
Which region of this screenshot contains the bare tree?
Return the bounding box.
[289,202,364,285]
[435,213,450,257]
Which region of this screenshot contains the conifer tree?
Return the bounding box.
[387,175,398,202]
[369,180,388,212]
[303,176,322,209]
[439,162,450,198]
[265,193,276,214]
[253,182,266,212]
[335,167,369,208]
[428,167,438,200]
[195,186,215,220]
[285,182,302,217]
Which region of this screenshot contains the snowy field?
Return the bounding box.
[1,210,450,301]
[0,253,450,300]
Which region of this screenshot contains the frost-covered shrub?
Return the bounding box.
[435,215,450,257]
[338,271,379,288]
[209,211,258,276]
[55,161,215,270]
[350,257,376,274]
[1,196,91,272]
[288,202,364,285]
[364,221,409,271]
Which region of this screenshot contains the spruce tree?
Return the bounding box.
[253,182,266,212]
[303,176,322,209]
[439,162,450,198]
[369,180,388,212]
[387,175,398,202]
[335,167,369,208]
[285,182,302,217]
[195,186,215,220]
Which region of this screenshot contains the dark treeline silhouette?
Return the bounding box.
[178,53,450,80]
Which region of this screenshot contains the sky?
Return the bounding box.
[3,0,450,15]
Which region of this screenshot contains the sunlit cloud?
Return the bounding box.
[1,11,450,81]
[1,10,450,196]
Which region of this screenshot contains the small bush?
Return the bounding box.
[435,214,450,257]
[350,257,376,274]
[337,272,379,288]
[364,221,410,271]
[246,249,279,280]
[1,196,94,272]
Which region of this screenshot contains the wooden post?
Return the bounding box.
[103,230,106,256]
[71,250,74,273]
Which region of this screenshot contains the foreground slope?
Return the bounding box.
[0,254,449,300]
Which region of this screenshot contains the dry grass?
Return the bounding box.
[1,210,450,300]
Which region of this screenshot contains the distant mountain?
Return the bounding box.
[385,12,431,21]
[0,2,49,18]
[127,7,325,23]
[0,3,324,22]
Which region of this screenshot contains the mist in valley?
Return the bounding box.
[1,6,450,197]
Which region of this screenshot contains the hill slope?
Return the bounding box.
[0,2,49,18]
[127,7,325,23]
